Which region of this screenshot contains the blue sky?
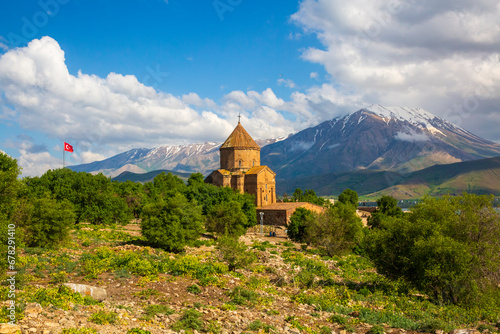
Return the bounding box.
[1,0,500,176]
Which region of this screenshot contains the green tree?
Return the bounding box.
[141,193,204,252]
[301,189,326,206]
[306,202,363,256]
[206,201,248,237]
[293,188,303,202]
[365,194,500,307]
[338,188,359,207]
[184,180,257,228]
[216,236,256,271]
[19,196,76,248]
[286,207,314,243]
[368,195,403,229]
[0,152,22,270]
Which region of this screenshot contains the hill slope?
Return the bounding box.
[367,156,500,199]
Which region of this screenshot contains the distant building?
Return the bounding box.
[205,120,276,207]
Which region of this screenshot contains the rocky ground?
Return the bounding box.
[1,224,496,334]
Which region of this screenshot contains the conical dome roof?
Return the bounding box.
[220,122,260,150]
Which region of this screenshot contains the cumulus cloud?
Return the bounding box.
[291,0,500,141]
[310,72,319,79]
[0,37,367,175]
[17,142,61,177]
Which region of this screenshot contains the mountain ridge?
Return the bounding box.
[70,105,500,195]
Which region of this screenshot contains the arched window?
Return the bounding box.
[239,160,242,168]
[253,160,255,166]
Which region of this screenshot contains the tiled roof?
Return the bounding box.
[220,122,260,150]
[245,166,267,175]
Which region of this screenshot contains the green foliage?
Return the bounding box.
[19,195,76,248]
[171,308,204,332]
[216,236,256,271]
[247,319,276,332]
[185,177,257,228]
[127,329,152,334]
[26,168,132,225]
[289,188,326,205]
[227,286,259,306]
[305,202,364,256]
[187,284,202,295]
[365,194,500,308]
[141,193,204,252]
[338,188,359,207]
[368,325,385,334]
[287,207,314,243]
[141,304,175,321]
[31,285,101,310]
[89,310,118,325]
[79,246,170,279]
[0,152,22,270]
[329,314,347,324]
[368,195,403,229]
[61,328,98,334]
[206,200,248,237]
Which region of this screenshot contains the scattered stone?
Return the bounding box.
[0,324,22,334]
[63,283,107,301]
[450,330,481,334]
[43,322,59,328]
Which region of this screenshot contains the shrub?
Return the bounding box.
[61,329,98,334]
[368,325,386,334]
[216,236,256,271]
[365,194,500,307]
[141,304,174,321]
[206,200,248,237]
[20,196,76,248]
[187,284,202,295]
[329,314,347,324]
[247,319,276,332]
[228,286,259,306]
[88,310,118,325]
[171,308,204,332]
[287,208,314,243]
[305,202,364,256]
[141,193,205,252]
[127,329,152,334]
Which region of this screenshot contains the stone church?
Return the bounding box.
[205,121,276,207]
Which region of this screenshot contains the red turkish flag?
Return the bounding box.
[64,142,74,153]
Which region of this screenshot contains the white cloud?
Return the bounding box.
[277,78,296,88]
[79,151,106,164]
[291,0,500,141]
[17,149,61,177]
[0,37,236,154]
[394,131,429,143]
[310,72,319,79]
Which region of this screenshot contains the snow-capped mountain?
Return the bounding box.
[70,138,288,177]
[261,105,500,181]
[71,105,500,182]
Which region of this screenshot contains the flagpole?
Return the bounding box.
[63,145,65,168]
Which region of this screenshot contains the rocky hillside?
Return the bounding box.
[6,225,495,334]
